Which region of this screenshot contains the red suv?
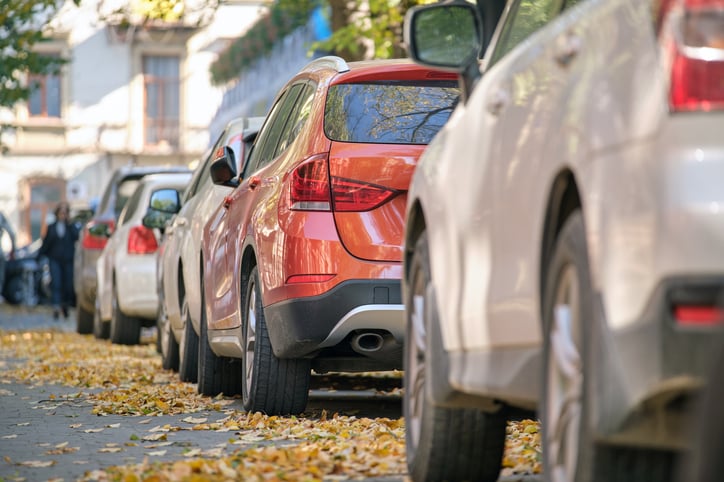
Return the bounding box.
[200,57,459,414]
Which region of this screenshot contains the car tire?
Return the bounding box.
[110,281,141,345]
[158,300,179,371]
[93,296,110,340]
[198,279,242,396]
[76,305,93,334]
[241,266,310,415]
[178,292,198,383]
[404,231,507,482]
[542,211,593,482]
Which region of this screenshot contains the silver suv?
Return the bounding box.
[402,1,724,481]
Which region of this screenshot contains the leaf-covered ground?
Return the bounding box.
[0,329,541,480]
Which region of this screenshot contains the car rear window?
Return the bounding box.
[324,81,459,144]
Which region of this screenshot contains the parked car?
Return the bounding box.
[402,1,724,481]
[199,56,460,411]
[95,172,192,345]
[74,165,191,335]
[153,117,263,380]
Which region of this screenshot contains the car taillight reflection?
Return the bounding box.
[663,0,724,111]
[127,226,158,255]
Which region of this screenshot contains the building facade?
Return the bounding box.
[0,0,265,246]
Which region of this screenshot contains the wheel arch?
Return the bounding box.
[539,169,582,318]
[404,200,426,282]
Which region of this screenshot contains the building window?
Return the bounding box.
[19,177,66,243]
[28,65,61,118]
[143,55,180,149]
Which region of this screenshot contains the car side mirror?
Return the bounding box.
[142,189,181,231]
[404,2,482,71]
[210,146,239,187]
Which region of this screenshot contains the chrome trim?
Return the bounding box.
[318,304,405,348]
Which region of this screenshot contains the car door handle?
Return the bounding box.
[166,227,175,236]
[176,218,187,227]
[555,32,581,67]
[487,87,509,116]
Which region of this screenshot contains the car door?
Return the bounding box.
[206,84,307,330]
[458,0,572,350]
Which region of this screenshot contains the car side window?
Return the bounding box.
[487,0,565,67]
[118,185,143,226]
[244,84,303,177]
[274,83,316,158]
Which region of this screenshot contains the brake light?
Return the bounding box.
[673,305,724,326]
[331,177,399,212]
[127,226,158,254]
[81,221,114,250]
[290,154,331,211]
[661,0,724,111]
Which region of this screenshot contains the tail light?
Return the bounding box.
[661,0,724,111]
[331,177,399,212]
[673,304,724,326]
[81,220,115,250]
[290,154,331,211]
[127,226,158,255]
[290,153,398,212]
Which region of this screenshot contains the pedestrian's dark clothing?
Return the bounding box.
[39,221,79,314]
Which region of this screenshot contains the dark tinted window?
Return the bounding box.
[244,85,303,176]
[324,81,459,144]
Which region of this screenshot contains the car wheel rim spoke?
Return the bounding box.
[245,283,257,388]
[548,264,582,482]
[408,286,426,446]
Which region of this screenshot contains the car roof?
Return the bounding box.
[300,56,458,85]
[137,172,192,189]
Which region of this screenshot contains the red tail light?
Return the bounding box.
[673,304,724,326]
[290,154,331,211]
[127,226,158,255]
[81,220,115,250]
[331,177,399,212]
[661,0,724,111]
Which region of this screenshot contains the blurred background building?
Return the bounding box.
[0,0,266,246]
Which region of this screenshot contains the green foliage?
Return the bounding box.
[0,0,76,110]
[210,0,317,85]
[209,0,434,86]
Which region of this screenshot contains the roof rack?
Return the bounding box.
[303,55,350,74]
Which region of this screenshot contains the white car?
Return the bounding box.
[403,1,724,482]
[96,172,192,345]
[156,117,262,383]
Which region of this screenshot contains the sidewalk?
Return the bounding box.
[0,302,76,332]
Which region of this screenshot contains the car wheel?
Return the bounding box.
[404,231,507,482]
[241,266,310,415]
[178,292,198,383]
[109,281,141,345]
[198,279,242,396]
[76,305,93,334]
[158,299,179,371]
[542,211,608,482]
[93,296,110,340]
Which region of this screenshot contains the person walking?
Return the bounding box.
[0,211,17,303]
[39,202,79,319]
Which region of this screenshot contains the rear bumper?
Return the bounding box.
[264,279,402,358]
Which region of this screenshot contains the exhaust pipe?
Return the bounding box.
[351,332,384,353]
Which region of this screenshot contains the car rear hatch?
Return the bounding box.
[323,73,459,262]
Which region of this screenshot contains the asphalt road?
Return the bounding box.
[0,303,540,482]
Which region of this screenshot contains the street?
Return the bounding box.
[0,304,540,481]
